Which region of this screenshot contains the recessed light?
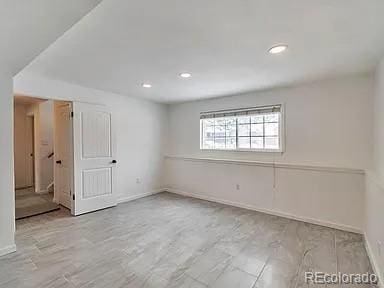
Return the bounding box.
[268,45,288,54]
[142,83,152,88]
[180,72,192,78]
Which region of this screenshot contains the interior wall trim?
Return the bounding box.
[165,156,365,175]
[0,244,16,257]
[116,189,163,205]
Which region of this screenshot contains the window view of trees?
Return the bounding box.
[201,113,280,151]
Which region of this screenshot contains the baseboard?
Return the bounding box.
[117,189,164,204]
[36,189,49,195]
[165,188,362,234]
[15,185,33,190]
[364,233,384,288]
[0,244,16,257]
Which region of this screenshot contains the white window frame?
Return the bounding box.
[200,104,285,153]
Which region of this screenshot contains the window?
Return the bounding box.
[200,105,283,152]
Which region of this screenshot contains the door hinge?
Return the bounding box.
[73,194,75,201]
[70,111,74,118]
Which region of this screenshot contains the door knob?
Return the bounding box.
[56,160,62,164]
[111,160,117,164]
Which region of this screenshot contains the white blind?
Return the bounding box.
[200,104,281,119]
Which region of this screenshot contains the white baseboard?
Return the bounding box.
[15,185,33,190]
[117,189,164,204]
[165,188,362,234]
[364,233,384,288]
[36,189,49,195]
[0,244,16,257]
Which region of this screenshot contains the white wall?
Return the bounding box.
[166,76,373,232]
[373,59,384,179]
[0,72,16,256]
[365,58,384,282]
[168,76,373,169]
[14,72,168,202]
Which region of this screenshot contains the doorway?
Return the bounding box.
[13,95,117,220]
[14,96,73,219]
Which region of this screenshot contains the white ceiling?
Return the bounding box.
[21,0,384,103]
[1,0,102,75]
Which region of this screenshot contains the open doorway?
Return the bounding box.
[14,95,73,219]
[14,96,117,220]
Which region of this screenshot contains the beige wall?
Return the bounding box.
[14,103,34,188]
[35,100,54,193]
[14,100,55,193]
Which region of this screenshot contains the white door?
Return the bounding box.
[54,102,73,209]
[72,102,116,215]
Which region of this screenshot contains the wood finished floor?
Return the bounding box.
[0,192,376,288]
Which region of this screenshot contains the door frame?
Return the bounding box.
[27,115,35,188]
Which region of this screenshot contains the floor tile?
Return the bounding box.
[0,192,375,288]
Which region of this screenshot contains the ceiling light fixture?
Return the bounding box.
[268,45,288,54]
[180,72,192,78]
[142,83,152,88]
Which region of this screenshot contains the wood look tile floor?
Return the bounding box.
[15,188,59,220]
[0,192,376,288]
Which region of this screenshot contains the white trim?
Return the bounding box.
[52,196,59,204]
[165,187,362,234]
[36,189,49,195]
[15,185,34,190]
[0,244,16,257]
[364,233,384,288]
[117,189,164,205]
[200,104,282,117]
[165,156,365,175]
[200,148,283,154]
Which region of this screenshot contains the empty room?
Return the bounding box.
[1,1,384,287]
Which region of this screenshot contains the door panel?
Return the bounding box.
[81,111,112,158]
[73,102,116,215]
[82,168,112,198]
[54,102,72,209]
